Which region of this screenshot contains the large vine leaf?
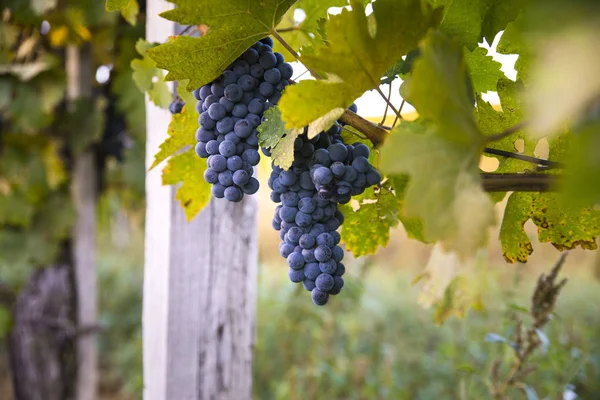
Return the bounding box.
[131,39,171,108]
[464,47,505,94]
[339,182,400,257]
[477,79,537,174]
[430,0,521,50]
[273,0,348,61]
[500,193,600,263]
[278,0,441,129]
[480,0,521,44]
[416,244,486,324]
[105,0,130,11]
[496,14,529,82]
[105,0,139,25]
[500,132,600,262]
[380,31,495,258]
[151,87,211,220]
[147,0,297,90]
[163,151,211,221]
[390,175,427,243]
[435,0,490,51]
[257,107,302,170]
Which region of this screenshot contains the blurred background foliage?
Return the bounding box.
[52,210,600,399]
[1,0,600,399]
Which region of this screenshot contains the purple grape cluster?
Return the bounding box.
[193,37,293,202]
[268,113,382,306]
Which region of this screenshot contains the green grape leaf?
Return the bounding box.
[480,0,521,44]
[404,31,478,142]
[150,100,197,169]
[131,39,171,109]
[381,32,494,258]
[390,175,427,242]
[436,0,491,51]
[147,0,296,90]
[307,108,344,139]
[257,107,302,170]
[477,79,536,173]
[416,245,486,324]
[381,49,421,84]
[464,47,504,94]
[497,14,529,82]
[105,0,130,11]
[339,183,400,257]
[163,150,211,221]
[273,0,347,61]
[382,129,494,257]
[500,192,600,263]
[257,107,287,149]
[279,0,441,128]
[120,0,139,25]
[270,129,301,171]
[151,88,210,220]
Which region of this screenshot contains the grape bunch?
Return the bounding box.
[193,37,293,202]
[268,117,382,306]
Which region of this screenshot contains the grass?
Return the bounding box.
[90,212,600,400]
[253,261,600,399]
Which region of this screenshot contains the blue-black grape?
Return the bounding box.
[169,99,185,114]
[311,289,329,306]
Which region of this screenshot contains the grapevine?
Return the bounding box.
[191,36,383,304]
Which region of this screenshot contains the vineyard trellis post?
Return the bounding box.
[143,1,259,399]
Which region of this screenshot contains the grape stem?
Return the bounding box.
[483,147,565,169]
[271,29,323,80]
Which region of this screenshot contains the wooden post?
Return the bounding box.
[143,2,258,399]
[66,42,98,400]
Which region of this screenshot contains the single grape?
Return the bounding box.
[289,268,305,283]
[314,245,332,262]
[304,263,321,280]
[224,84,243,102]
[303,279,316,291]
[316,274,335,292]
[224,186,242,202]
[311,289,329,306]
[319,259,337,274]
[287,252,305,270]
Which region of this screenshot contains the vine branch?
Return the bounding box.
[271,29,323,80]
[483,147,565,169]
[481,173,558,192]
[375,86,402,121]
[338,109,389,147]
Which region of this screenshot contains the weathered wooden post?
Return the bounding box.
[143,1,258,399]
